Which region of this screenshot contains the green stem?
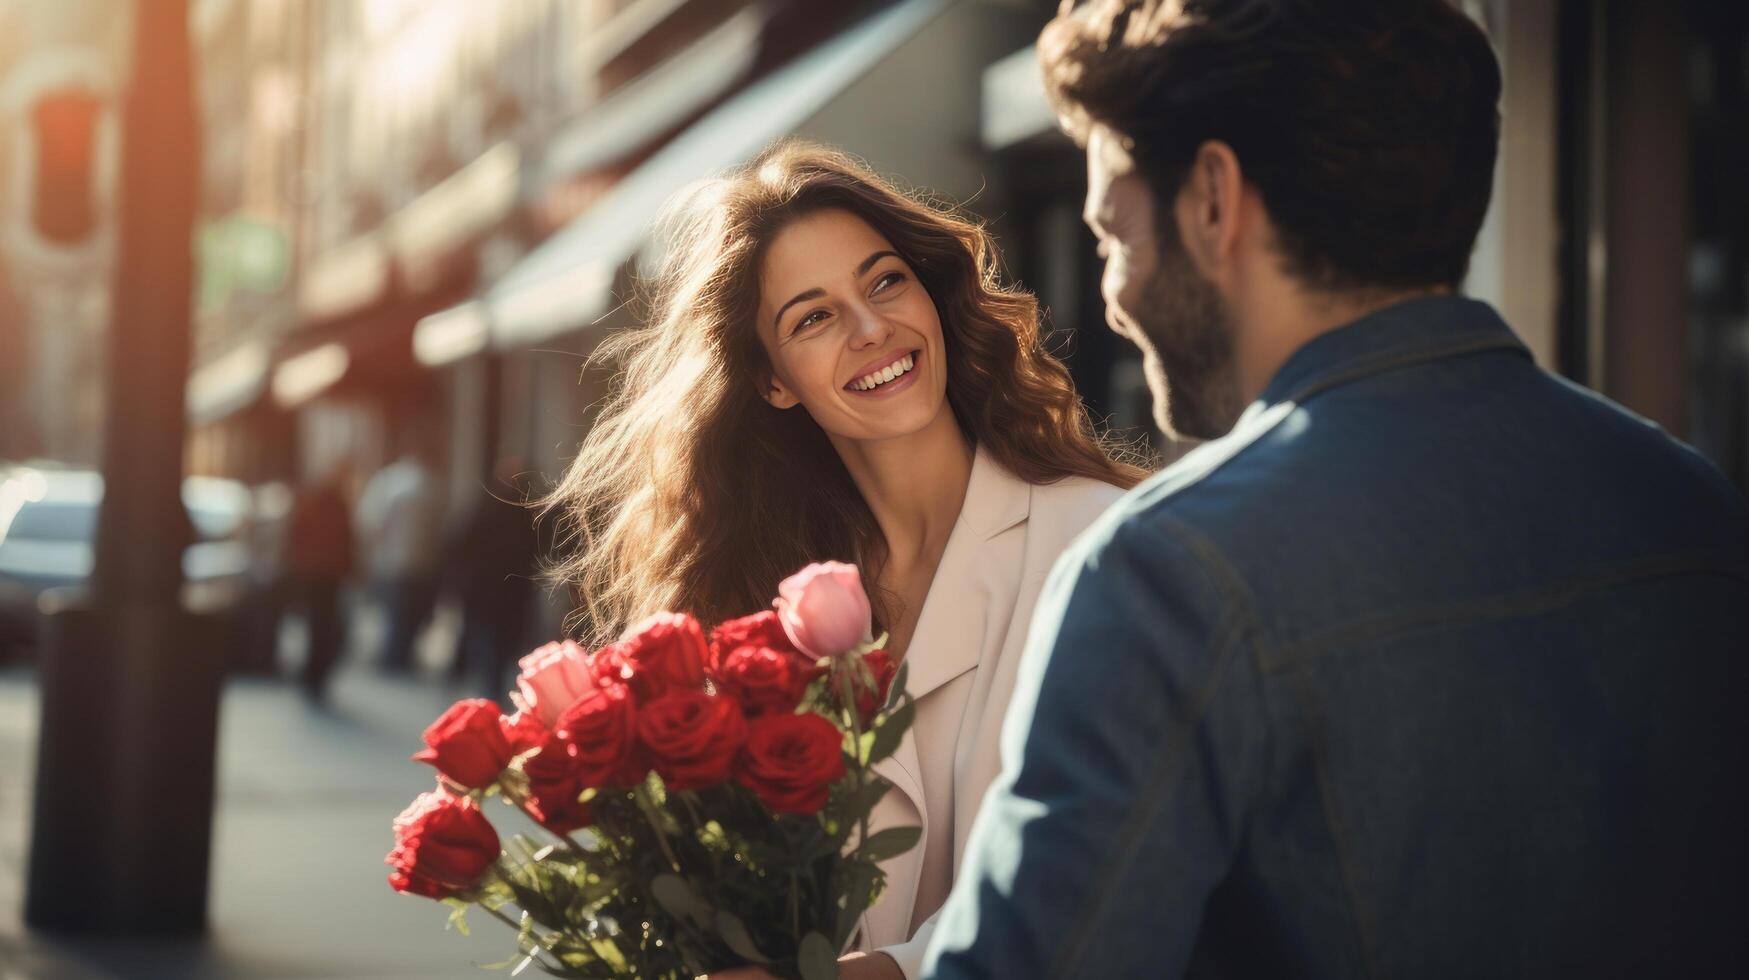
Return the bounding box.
[504,784,592,857]
[476,901,569,974]
[838,668,873,855]
[634,784,683,872]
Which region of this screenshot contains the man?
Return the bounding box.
[284,462,355,701]
[356,433,445,673]
[924,2,1749,978]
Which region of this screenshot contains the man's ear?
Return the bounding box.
[760,370,800,410]
[1176,139,1245,281]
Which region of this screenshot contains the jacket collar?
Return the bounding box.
[957,443,1031,541]
[898,444,1030,703]
[867,445,1033,912]
[1256,295,1531,410]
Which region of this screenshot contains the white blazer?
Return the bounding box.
[853,446,1127,977]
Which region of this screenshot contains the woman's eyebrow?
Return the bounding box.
[856,249,901,276]
[772,250,904,328]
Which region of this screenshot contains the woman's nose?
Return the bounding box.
[846,304,892,349]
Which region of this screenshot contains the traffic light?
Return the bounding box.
[29,87,103,246]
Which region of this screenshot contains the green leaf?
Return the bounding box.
[715,910,771,964]
[866,700,914,765]
[797,931,839,980]
[857,825,921,863]
[651,873,713,928]
[884,661,910,711]
[833,862,881,947]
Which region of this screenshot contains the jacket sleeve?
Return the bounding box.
[920,513,1272,980]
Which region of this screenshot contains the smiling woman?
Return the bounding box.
[540,140,1142,644]
[536,139,1148,979]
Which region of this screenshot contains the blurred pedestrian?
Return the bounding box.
[283,464,354,702]
[355,432,444,673]
[238,480,293,676]
[443,457,537,698]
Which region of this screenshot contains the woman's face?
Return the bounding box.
[755,208,950,444]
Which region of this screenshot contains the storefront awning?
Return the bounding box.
[539,4,765,186]
[388,141,520,294]
[298,232,390,324]
[186,338,272,423]
[475,0,953,352]
[981,42,1059,151]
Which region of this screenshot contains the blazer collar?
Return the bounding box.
[956,444,1031,541]
[866,445,1034,927]
[897,444,1030,703]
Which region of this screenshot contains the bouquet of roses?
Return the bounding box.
[386,562,918,980]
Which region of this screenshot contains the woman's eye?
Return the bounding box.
[796,310,828,331]
[872,271,906,294]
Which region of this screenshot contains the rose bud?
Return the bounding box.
[521,733,593,834]
[854,649,899,724]
[774,562,873,658]
[593,612,709,701]
[551,682,647,789]
[514,640,598,728]
[412,699,514,790]
[637,690,747,792]
[712,645,806,719]
[386,790,501,899]
[735,713,848,815]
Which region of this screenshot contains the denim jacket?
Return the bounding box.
[923,297,1749,979]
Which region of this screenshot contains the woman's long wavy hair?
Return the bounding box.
[538,140,1148,645]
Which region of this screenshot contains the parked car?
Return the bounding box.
[0,466,253,662]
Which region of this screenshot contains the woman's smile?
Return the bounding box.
[845,349,922,396]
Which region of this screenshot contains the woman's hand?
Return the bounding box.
[703,951,903,980]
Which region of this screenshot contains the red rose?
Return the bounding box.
[522,733,593,834]
[551,682,647,788]
[412,699,514,790]
[854,649,899,724]
[386,789,501,898]
[710,610,807,665]
[593,612,709,701]
[637,690,746,792]
[735,713,848,815]
[500,708,548,755]
[712,645,807,718]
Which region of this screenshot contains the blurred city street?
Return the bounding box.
[0,622,529,980]
[1,0,1745,975]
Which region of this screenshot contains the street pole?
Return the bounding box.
[25,0,223,934]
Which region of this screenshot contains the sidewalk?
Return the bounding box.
[0,661,538,980]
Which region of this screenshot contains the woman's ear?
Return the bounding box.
[760,371,800,410]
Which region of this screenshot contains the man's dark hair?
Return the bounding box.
[1040,0,1502,292]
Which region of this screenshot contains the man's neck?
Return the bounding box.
[1233,281,1453,404]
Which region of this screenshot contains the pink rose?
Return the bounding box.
[774,562,873,658]
[514,640,598,728]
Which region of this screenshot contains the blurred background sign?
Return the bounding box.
[0,45,116,270]
[198,212,289,312]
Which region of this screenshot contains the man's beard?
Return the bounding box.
[1115,230,1242,442]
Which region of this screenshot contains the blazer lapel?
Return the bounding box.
[902,446,1031,701]
[861,447,1032,940]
